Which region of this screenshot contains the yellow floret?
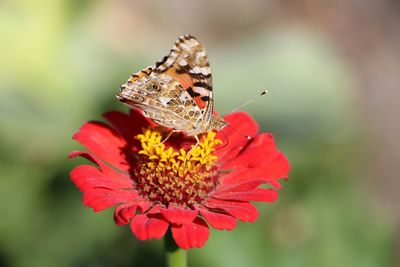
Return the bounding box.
[136,128,221,174]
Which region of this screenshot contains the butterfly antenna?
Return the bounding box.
[226,124,252,140]
[230,90,268,113]
[214,129,230,153]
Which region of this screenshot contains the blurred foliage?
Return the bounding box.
[0,1,395,267]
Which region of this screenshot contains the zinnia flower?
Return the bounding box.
[69,109,290,249]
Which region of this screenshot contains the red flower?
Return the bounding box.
[69,109,290,249]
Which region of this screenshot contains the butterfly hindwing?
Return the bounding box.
[118,66,202,131]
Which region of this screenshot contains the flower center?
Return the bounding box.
[134,128,222,208]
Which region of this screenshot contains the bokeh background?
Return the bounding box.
[1,1,399,266]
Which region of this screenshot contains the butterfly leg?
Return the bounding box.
[184,135,200,166]
[153,130,177,146]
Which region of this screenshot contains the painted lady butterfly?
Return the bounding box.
[116,34,228,143]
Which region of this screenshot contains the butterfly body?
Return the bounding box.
[117,35,227,136]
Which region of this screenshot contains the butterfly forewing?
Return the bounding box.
[153,35,214,122]
[117,35,223,136]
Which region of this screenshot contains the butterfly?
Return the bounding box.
[116,34,228,144]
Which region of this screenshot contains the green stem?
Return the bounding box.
[164,230,187,267]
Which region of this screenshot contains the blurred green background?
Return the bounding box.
[1,1,399,266]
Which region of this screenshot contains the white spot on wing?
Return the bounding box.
[165,57,175,66]
[189,66,210,75]
[193,87,210,96]
[200,67,210,75]
[178,59,187,66]
[188,106,200,112]
[179,92,189,102]
[157,65,166,71]
[191,66,201,73]
[159,96,171,106]
[180,43,192,50]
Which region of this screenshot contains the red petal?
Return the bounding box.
[171,218,209,249]
[129,109,156,125]
[70,165,132,191]
[223,152,290,186]
[204,199,259,222]
[198,208,237,230]
[73,121,129,171]
[82,188,139,212]
[211,188,278,202]
[217,180,265,193]
[160,206,198,225]
[221,133,277,170]
[260,152,290,180]
[103,110,150,151]
[114,202,138,226]
[216,112,259,163]
[114,197,155,226]
[130,212,169,240]
[68,151,128,178]
[264,179,282,189]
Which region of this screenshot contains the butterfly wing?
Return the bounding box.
[117,35,215,135]
[153,35,214,125]
[117,65,203,131]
